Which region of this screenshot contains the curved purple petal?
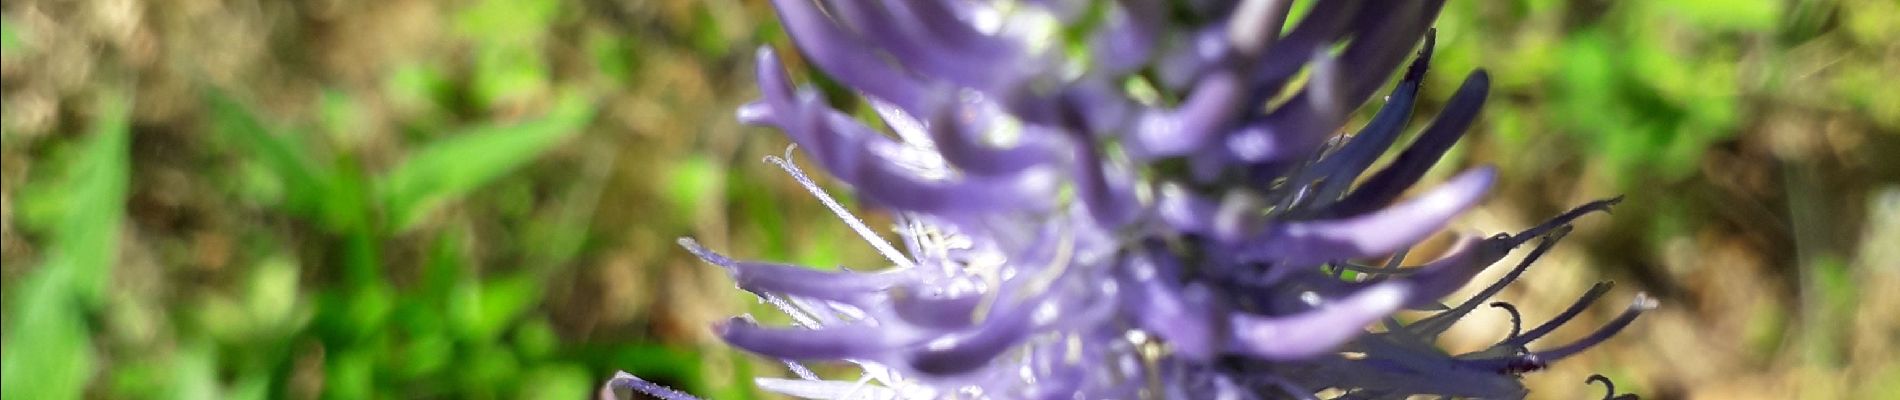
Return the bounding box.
[1156,183,1220,235]
[1326,70,1492,218]
[1239,167,1497,269]
[680,238,907,301]
[1391,235,1489,308]
[768,83,1049,216]
[1156,23,1231,91]
[1091,0,1162,75]
[768,0,931,114]
[1122,252,1225,360]
[1061,79,1137,135]
[888,283,985,329]
[903,300,1036,375]
[825,0,1016,90]
[1131,70,1246,158]
[1224,50,1343,163]
[925,100,1065,177]
[717,318,902,360]
[1300,32,1434,206]
[897,0,1021,60]
[1227,283,1411,359]
[1070,135,1141,227]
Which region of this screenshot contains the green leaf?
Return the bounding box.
[385,63,454,121]
[459,347,522,397]
[245,257,306,336]
[0,96,129,400]
[2,274,97,400]
[470,47,552,108]
[1653,0,1778,31]
[386,295,453,380]
[449,274,542,343]
[168,343,221,400]
[62,97,131,303]
[54,105,123,297]
[379,95,593,231]
[319,89,369,150]
[314,284,395,342]
[331,166,381,283]
[324,349,376,399]
[589,33,641,85]
[453,0,560,108]
[422,227,473,301]
[226,373,271,400]
[518,201,592,270]
[513,317,560,360]
[107,358,166,398]
[207,90,338,223]
[193,292,251,343]
[454,0,559,44]
[391,332,454,379]
[518,364,591,400]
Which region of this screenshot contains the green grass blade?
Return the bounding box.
[379,94,593,232]
[2,274,98,400]
[206,90,337,223]
[1,95,131,400]
[60,96,132,304]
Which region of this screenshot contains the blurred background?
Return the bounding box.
[2,0,1897,399]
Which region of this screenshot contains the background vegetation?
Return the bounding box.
[2,0,1896,399]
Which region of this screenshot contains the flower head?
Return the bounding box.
[609,0,1650,398]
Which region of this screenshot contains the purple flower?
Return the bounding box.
[609,1,1651,398]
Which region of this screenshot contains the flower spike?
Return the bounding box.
[612,1,1648,398]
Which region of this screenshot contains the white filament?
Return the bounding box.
[766,152,917,270]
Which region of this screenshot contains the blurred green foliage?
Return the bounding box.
[4,95,128,400]
[2,0,784,398]
[1436,0,1755,183]
[202,86,597,397]
[1436,0,1899,186]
